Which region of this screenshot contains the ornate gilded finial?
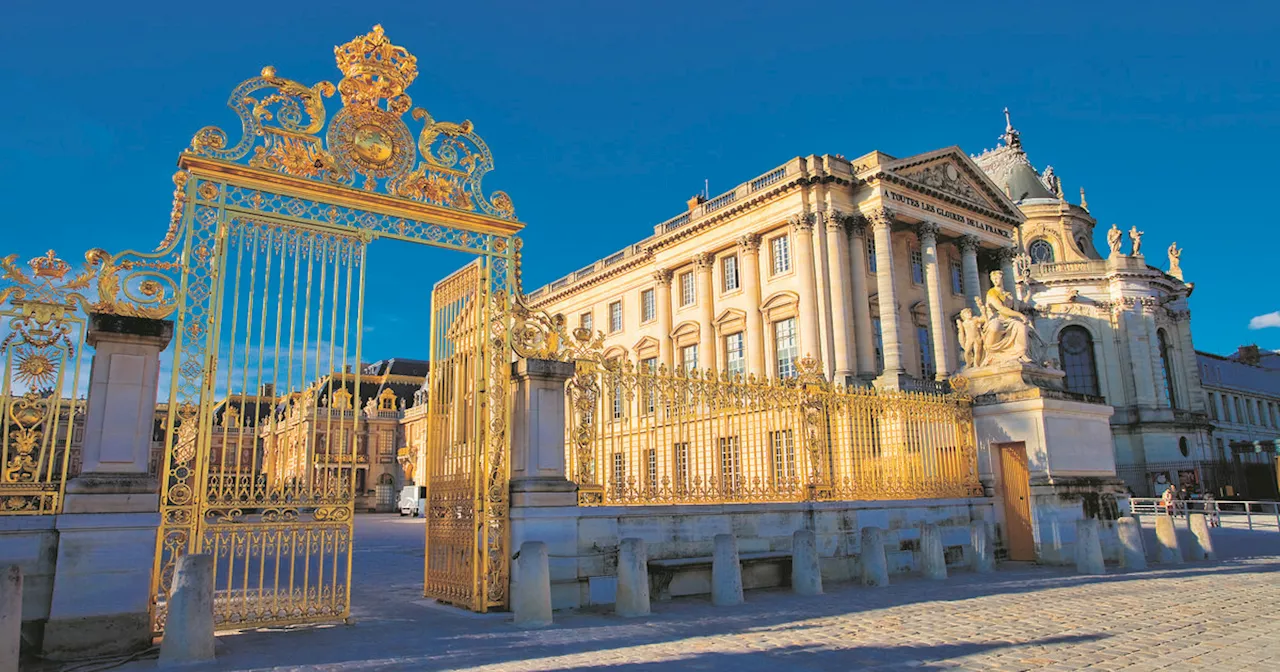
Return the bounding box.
[1079,187,1089,210]
[334,25,419,111]
[1002,107,1022,149]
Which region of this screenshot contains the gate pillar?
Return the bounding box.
[508,358,581,611]
[44,314,171,659]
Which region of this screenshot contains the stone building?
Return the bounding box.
[1197,345,1280,497]
[259,358,427,511]
[526,111,1214,497]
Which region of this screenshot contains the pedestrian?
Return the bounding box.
[1161,486,1176,517]
[1204,491,1220,527]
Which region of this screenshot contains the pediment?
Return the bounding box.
[882,148,1021,218]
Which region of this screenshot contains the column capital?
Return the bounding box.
[958,235,982,253]
[652,268,674,286]
[693,252,716,271]
[862,207,895,230]
[995,246,1019,263]
[823,209,849,232]
[915,221,940,240]
[846,215,868,237]
[788,213,815,232]
[737,232,762,255]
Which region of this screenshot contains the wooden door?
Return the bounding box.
[998,442,1035,561]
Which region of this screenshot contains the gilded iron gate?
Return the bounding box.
[147,25,525,631]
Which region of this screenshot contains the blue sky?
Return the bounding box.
[2,0,1277,365]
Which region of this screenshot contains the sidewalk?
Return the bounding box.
[105,516,1280,671]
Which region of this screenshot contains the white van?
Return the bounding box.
[398,486,426,517]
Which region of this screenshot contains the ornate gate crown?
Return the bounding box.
[188,25,515,221]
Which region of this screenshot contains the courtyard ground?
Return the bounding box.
[104,514,1280,672]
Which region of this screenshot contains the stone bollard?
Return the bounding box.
[1074,519,1106,575]
[919,523,947,580]
[158,554,216,667]
[791,530,823,596]
[615,538,650,617]
[860,526,889,587]
[1153,514,1183,564]
[2,566,20,672]
[969,521,995,573]
[711,534,744,606]
[1116,516,1147,570]
[512,541,553,628]
[1187,513,1216,561]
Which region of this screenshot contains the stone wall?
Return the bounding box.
[0,517,58,648]
[546,498,995,608]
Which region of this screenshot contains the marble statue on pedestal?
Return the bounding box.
[1167,242,1182,279]
[1129,226,1144,256]
[1107,224,1123,257]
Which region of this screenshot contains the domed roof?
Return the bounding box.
[971,109,1060,203]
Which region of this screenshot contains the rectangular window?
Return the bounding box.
[725,332,745,377]
[917,325,935,379]
[609,300,623,333]
[951,261,964,294]
[580,311,593,332]
[680,271,695,307]
[612,452,626,495]
[673,442,689,494]
[641,288,656,322]
[681,344,699,372]
[719,436,741,494]
[1234,397,1243,424]
[1208,393,1218,420]
[379,433,394,455]
[645,448,658,493]
[911,248,924,284]
[872,318,884,373]
[1249,399,1258,425]
[723,255,740,292]
[641,357,657,414]
[771,429,797,487]
[771,234,791,275]
[867,236,877,273]
[612,384,624,419]
[775,318,798,378]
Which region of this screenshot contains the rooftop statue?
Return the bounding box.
[1129,226,1144,256]
[1168,242,1183,279]
[1107,224,1123,257]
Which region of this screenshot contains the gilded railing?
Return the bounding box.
[565,355,982,506]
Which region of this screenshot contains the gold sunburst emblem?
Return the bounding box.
[14,347,58,390]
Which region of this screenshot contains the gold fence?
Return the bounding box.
[566,356,982,506]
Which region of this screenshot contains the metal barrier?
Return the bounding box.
[1130,497,1280,530]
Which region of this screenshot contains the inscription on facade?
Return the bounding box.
[886,191,1013,239]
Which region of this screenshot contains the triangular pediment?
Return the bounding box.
[882,147,1021,218]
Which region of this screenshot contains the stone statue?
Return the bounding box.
[979,270,1040,367]
[1041,166,1060,197]
[1107,224,1123,257]
[1167,242,1182,278]
[1129,226,1144,256]
[955,308,986,369]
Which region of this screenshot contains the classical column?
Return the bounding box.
[737,233,766,376]
[653,269,674,370]
[694,252,717,372]
[958,235,982,314]
[825,211,854,382]
[847,218,875,378]
[869,209,905,385]
[791,214,823,364]
[996,247,1018,294]
[918,222,949,380]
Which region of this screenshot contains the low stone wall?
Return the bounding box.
[0,516,58,649]
[557,498,997,608]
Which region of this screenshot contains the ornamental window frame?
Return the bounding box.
[679,271,695,307]
[770,234,792,276]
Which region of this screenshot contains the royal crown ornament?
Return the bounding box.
[334,24,419,112]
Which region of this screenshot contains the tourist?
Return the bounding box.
[1204,491,1220,527]
[1161,486,1176,517]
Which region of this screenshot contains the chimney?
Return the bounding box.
[686,194,707,212]
[259,383,275,398]
[1238,345,1262,366]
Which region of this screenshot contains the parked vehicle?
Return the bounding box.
[399,485,426,517]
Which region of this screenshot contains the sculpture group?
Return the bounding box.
[955,269,1047,370]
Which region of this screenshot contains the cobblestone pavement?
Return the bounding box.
[113,516,1280,672]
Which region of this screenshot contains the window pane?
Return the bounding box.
[725,332,745,377]
[682,344,698,372]
[1029,239,1054,264]
[680,272,695,306]
[917,325,935,378]
[771,235,791,274]
[867,236,877,273]
[911,249,923,284]
[723,255,740,292]
[775,318,797,378]
[641,289,655,322]
[580,312,592,331]
[1157,329,1177,408]
[1059,326,1100,396]
[951,262,963,294]
[609,301,622,332]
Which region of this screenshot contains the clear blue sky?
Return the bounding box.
[2,0,1277,364]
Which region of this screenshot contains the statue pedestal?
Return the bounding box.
[963,364,1127,565]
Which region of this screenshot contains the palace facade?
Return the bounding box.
[1197,345,1280,497]
[526,112,1218,497]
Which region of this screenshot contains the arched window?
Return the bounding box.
[1058,326,1099,396]
[1158,328,1177,408]
[1028,239,1054,264]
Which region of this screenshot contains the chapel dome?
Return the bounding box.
[971,109,1059,203]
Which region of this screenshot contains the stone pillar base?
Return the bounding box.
[41,512,159,660]
[510,478,581,611]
